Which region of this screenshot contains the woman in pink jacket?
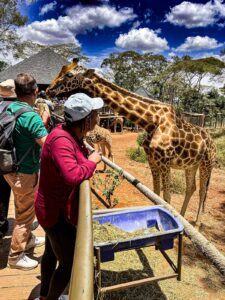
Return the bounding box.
[35,93,103,300]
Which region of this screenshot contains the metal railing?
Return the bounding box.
[69,180,94,300]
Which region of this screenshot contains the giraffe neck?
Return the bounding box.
[81,74,175,132]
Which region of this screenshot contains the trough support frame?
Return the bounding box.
[94,232,183,295]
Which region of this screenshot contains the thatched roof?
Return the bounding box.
[0,48,68,85]
[135,86,153,98]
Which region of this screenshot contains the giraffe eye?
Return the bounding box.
[66,72,73,78]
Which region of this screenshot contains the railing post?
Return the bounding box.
[69,180,94,300]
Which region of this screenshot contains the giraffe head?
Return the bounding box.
[46,60,95,98]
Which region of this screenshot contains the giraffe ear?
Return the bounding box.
[84,69,95,77]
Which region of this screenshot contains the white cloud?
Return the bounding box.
[115,27,169,53]
[39,1,57,16]
[168,52,176,58]
[17,19,78,45]
[165,1,217,28]
[63,5,136,32]
[214,0,225,17]
[17,5,137,45]
[131,20,141,29]
[175,36,224,52]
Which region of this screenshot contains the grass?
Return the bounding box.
[127,147,147,163]
[210,129,225,167]
[170,170,186,194]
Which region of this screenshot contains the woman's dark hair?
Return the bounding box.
[14,73,37,97]
[63,112,89,131]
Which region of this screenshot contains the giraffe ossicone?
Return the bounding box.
[46,60,217,225]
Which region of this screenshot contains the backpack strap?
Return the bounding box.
[11,106,36,167]
[15,143,35,167]
[13,106,34,118]
[0,101,13,113]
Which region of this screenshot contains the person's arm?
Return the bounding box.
[35,135,47,147]
[50,137,97,186]
[27,113,48,145]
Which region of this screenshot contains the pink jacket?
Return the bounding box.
[35,124,96,227]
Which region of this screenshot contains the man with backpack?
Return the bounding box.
[0,79,16,239]
[3,73,48,270]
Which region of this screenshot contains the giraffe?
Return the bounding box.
[112,113,123,132]
[85,124,114,171]
[46,61,217,224]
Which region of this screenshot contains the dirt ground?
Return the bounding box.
[91,132,225,300]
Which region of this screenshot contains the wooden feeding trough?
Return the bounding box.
[93,206,184,295]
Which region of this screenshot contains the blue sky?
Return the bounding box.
[15,0,225,67]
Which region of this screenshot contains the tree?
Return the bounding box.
[0,0,27,56]
[101,51,167,93]
[170,56,225,92]
[0,60,9,71]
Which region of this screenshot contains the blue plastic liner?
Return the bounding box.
[93,206,183,262]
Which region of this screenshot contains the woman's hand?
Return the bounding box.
[88,151,102,164]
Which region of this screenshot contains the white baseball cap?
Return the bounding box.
[64,93,104,122]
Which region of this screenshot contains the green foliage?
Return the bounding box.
[101,50,167,93]
[170,171,186,194]
[0,60,9,72]
[215,137,225,167]
[127,147,147,163]
[101,51,225,116]
[210,129,225,167]
[92,169,123,208]
[0,0,27,56]
[127,132,148,163]
[171,56,225,77]
[136,131,148,147]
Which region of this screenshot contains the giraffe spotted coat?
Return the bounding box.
[85,124,113,171]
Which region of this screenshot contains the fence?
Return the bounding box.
[181,112,225,128]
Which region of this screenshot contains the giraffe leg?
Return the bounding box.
[161,166,171,203]
[196,163,213,225]
[101,144,107,171]
[150,165,161,197]
[180,167,198,217]
[105,143,114,163]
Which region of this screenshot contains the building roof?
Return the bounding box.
[135,86,153,98]
[0,48,69,85]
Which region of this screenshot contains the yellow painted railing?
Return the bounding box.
[69,180,94,300]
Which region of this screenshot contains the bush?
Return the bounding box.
[92,169,123,208]
[209,129,225,167]
[127,147,147,163]
[214,136,225,167]
[170,170,186,194]
[136,131,147,147]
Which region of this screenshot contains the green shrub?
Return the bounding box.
[208,128,225,139]
[208,129,225,167]
[127,147,147,163]
[170,170,186,194]
[214,136,225,167]
[136,131,147,146]
[92,169,123,208]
